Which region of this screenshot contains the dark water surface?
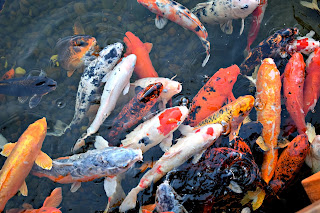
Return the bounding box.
[0,0,319,212]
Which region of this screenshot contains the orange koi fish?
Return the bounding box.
[269,134,309,194]
[283,52,306,134]
[255,58,281,184]
[196,95,255,141]
[6,187,62,213]
[184,65,240,126]
[303,47,320,114]
[123,32,158,78]
[0,118,52,211]
[137,0,210,67]
[56,35,97,77]
[106,82,163,145]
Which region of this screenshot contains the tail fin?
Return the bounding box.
[301,0,320,12]
[42,187,63,208]
[306,122,316,143]
[201,39,210,67]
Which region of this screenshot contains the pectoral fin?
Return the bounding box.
[43,187,62,207]
[220,20,233,34]
[20,180,28,196]
[67,70,75,77]
[159,134,173,152]
[256,136,270,151]
[104,176,117,197]
[35,151,53,170]
[123,83,130,95]
[155,15,168,29]
[29,94,43,109]
[192,149,205,164]
[1,142,16,157]
[94,136,109,149]
[144,42,153,53]
[70,182,81,193]
[240,18,245,35]
[18,96,29,104]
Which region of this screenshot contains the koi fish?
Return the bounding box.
[286,31,320,56]
[196,95,255,141]
[283,52,306,134]
[269,134,309,194]
[245,0,268,54]
[192,0,259,35]
[121,106,189,153]
[303,47,320,114]
[0,68,15,102]
[72,54,136,152]
[32,143,143,194]
[6,187,62,213]
[119,124,223,212]
[305,135,320,173]
[123,32,158,78]
[0,118,52,211]
[255,58,281,184]
[137,0,210,67]
[0,75,57,108]
[106,82,163,145]
[131,77,182,110]
[240,28,298,75]
[65,43,123,131]
[56,35,97,77]
[184,64,240,126]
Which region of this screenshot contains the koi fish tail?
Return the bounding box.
[201,38,210,67]
[119,187,141,212]
[306,122,316,143]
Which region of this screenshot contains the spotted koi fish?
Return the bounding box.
[122,106,189,153]
[286,31,320,56]
[255,58,281,184]
[119,124,223,212]
[106,82,163,145]
[303,47,320,114]
[196,95,255,141]
[137,0,210,67]
[240,28,298,75]
[269,134,309,194]
[283,52,306,134]
[184,64,240,127]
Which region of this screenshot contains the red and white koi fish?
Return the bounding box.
[283,52,306,135]
[119,124,223,211]
[303,47,320,114]
[286,31,320,56]
[137,0,210,67]
[0,118,52,211]
[131,77,182,109]
[122,106,189,153]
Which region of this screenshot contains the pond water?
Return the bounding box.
[0,0,319,212]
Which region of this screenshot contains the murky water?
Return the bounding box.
[0,0,319,212]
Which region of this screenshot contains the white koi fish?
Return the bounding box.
[122,106,189,153]
[119,123,223,212]
[192,0,259,35]
[72,54,137,152]
[65,43,123,132]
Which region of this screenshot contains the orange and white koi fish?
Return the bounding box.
[119,124,223,211]
[283,52,306,135]
[6,187,62,213]
[184,65,240,127]
[0,118,52,211]
[122,106,189,153]
[137,0,210,67]
[255,58,281,184]
[286,31,320,56]
[303,47,320,114]
[123,32,158,78]
[56,35,97,77]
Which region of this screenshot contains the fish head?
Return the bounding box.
[156,181,178,212]
[139,82,163,103]
[99,42,124,65]
[232,0,259,18]
[214,65,240,95]
[275,28,298,48]
[230,95,255,130]
[32,76,57,93]
[137,0,157,11]
[56,35,97,70]
[161,79,182,102]
[106,148,143,170]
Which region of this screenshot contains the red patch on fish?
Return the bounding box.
[296,38,309,52]
[157,108,182,135]
[156,165,162,174]
[206,127,214,136]
[195,129,201,133]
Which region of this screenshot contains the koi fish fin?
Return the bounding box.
[22,203,33,209]
[228,180,243,193]
[178,124,194,136]
[18,96,29,104]
[144,42,153,53]
[123,37,132,56]
[240,18,245,35]
[159,133,173,152]
[0,134,8,150]
[300,0,320,12]
[102,71,112,83]
[241,187,266,211]
[47,120,68,136]
[123,83,130,95]
[109,173,126,208]
[220,20,233,34]
[306,122,316,143]
[72,138,85,153]
[243,116,252,124]
[155,15,168,29]
[43,187,62,208]
[29,94,43,109]
[277,138,290,148]
[104,176,117,198]
[67,70,75,77]
[244,75,256,86]
[39,70,47,77]
[20,180,28,196]
[192,149,205,164]
[305,30,315,38]
[1,142,16,157]
[70,182,81,193]
[256,136,270,151]
[35,151,53,170]
[94,136,109,149]
[119,187,141,212]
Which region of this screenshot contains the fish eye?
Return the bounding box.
[36,81,46,86]
[75,39,85,46]
[241,4,249,9]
